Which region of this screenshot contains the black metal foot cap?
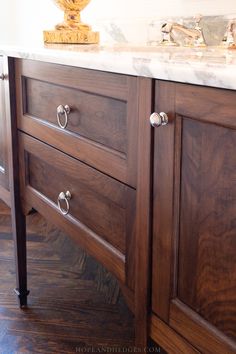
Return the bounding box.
[14,288,30,308]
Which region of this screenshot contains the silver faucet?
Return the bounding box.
[160,15,206,47]
[221,19,236,49]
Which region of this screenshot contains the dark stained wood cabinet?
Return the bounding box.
[151,81,236,354]
[1,54,236,353]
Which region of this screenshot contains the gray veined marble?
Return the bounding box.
[1,43,236,90]
[93,14,236,48]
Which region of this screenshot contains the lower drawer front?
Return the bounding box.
[19,132,136,284]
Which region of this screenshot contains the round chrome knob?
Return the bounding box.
[0,74,5,80]
[56,104,70,129]
[57,191,72,215]
[150,112,169,128]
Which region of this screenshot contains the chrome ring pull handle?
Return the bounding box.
[56,104,70,129]
[57,191,72,215]
[150,112,169,128]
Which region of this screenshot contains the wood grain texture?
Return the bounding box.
[15,59,138,187]
[150,314,200,354]
[152,80,176,322]
[19,132,136,287]
[176,83,236,129]
[151,80,236,353]
[26,138,135,254]
[135,77,152,348]
[3,56,29,306]
[170,300,236,354]
[25,77,127,154]
[16,59,128,101]
[0,200,135,353]
[178,118,236,341]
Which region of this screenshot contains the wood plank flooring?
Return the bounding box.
[0,201,134,353]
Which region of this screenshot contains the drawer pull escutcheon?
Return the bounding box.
[57,191,72,215]
[150,112,168,128]
[56,104,70,129]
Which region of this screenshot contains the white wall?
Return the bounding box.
[13,0,62,45]
[85,0,236,20]
[1,0,236,44]
[0,2,17,43]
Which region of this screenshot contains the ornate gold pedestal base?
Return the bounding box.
[43,30,99,44]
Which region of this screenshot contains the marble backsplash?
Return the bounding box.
[94,14,236,47]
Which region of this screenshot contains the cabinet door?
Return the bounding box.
[0,56,9,192]
[152,81,236,354]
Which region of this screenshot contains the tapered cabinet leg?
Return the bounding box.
[3,56,30,308]
[11,209,29,307]
[14,288,30,308]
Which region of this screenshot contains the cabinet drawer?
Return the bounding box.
[19,132,136,285]
[16,59,138,187]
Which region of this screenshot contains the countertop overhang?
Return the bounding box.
[1,43,236,90]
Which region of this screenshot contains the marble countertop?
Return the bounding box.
[1,43,236,90]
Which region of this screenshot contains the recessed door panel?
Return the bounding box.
[178,118,236,341]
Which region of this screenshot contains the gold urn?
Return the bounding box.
[43,0,99,44]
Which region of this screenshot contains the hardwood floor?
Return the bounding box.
[0,201,134,353]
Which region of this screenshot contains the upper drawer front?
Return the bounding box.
[15,59,138,187]
[25,78,126,153]
[19,132,136,284]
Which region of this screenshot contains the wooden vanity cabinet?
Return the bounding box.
[150,81,236,353]
[4,54,236,352]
